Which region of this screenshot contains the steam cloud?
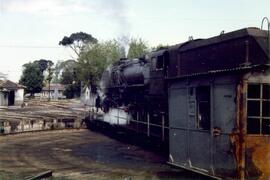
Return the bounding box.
[92,0,131,38]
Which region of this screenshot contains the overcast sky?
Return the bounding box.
[0,0,269,82]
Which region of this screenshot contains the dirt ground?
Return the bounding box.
[0,129,206,180]
[0,99,86,121]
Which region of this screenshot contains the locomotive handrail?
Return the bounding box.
[261,17,270,57]
[261,17,269,30]
[111,115,169,129]
[90,105,169,141]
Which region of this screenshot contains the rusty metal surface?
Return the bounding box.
[235,80,246,179]
[245,136,270,179]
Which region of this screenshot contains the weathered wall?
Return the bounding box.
[0,92,8,106]
[168,74,239,178]
[15,89,24,106]
[0,89,24,106]
[245,136,270,179]
[0,118,85,135]
[169,70,270,179]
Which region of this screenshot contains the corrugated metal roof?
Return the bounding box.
[166,64,270,80]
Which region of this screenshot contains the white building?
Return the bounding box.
[0,79,25,106]
[41,83,66,99]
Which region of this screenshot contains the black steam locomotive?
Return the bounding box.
[98,27,270,144]
[100,49,170,141]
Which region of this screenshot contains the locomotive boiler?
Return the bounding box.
[101,58,150,109]
[100,50,169,141]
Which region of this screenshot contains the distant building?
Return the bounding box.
[0,79,24,106]
[41,83,66,99]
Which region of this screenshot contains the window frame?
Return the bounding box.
[156,55,164,70]
[195,86,211,131]
[247,83,270,135]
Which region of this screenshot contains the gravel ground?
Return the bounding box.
[0,129,207,180]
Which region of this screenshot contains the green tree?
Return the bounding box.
[34,59,53,73]
[33,59,54,100]
[52,60,76,83]
[59,37,126,97]
[77,40,125,86]
[63,83,81,99]
[59,60,80,99]
[152,44,170,51]
[59,32,98,57]
[52,61,63,83]
[61,67,76,85]
[19,62,44,96]
[127,38,149,59]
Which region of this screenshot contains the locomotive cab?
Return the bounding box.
[148,49,169,96]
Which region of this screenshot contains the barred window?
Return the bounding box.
[247,84,270,134]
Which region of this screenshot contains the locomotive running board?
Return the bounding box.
[167,162,222,180]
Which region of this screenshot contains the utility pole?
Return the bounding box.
[47,63,53,101]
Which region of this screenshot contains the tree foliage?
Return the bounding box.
[63,83,81,99]
[60,61,77,85]
[58,35,149,98]
[59,32,98,57]
[19,62,44,95]
[77,40,125,86]
[152,44,170,51]
[46,63,53,84]
[52,60,76,83]
[35,59,54,84]
[57,60,80,99]
[127,38,149,59]
[19,59,54,96]
[34,59,53,73]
